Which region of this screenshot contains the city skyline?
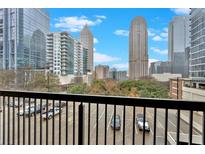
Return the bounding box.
[48,8,190,71]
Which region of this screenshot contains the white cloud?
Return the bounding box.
[160,32,168,38]
[112,63,128,69]
[149,59,160,67]
[95,15,106,19]
[152,35,163,41]
[94,37,99,44]
[93,48,96,52]
[148,29,156,37]
[170,8,190,15]
[54,15,105,32]
[114,29,129,36]
[150,47,168,55]
[94,52,120,63]
[151,27,168,41]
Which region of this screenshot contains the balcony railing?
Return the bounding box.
[0,90,205,145]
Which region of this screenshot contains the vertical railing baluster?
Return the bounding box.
[88,103,90,145]
[96,102,99,145]
[3,96,5,145]
[143,107,146,145]
[40,99,42,145]
[203,111,205,145]
[23,97,25,145]
[12,97,15,145]
[153,108,157,145]
[73,101,75,145]
[46,99,48,145]
[164,108,168,145]
[28,98,31,145]
[132,106,135,145]
[52,100,55,145]
[123,105,126,145]
[8,96,10,145]
[59,100,61,145]
[34,99,37,145]
[78,102,84,145]
[189,110,193,145]
[104,104,107,145]
[66,101,68,145]
[176,109,180,145]
[113,104,116,145]
[17,97,20,145]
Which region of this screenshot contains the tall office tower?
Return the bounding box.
[168,16,190,77]
[129,16,148,80]
[80,25,93,73]
[46,32,74,76]
[0,8,49,70]
[190,9,205,81]
[95,64,109,80]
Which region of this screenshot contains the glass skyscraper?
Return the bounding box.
[0,8,49,70]
[190,8,205,81]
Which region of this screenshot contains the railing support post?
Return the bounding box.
[78,103,84,145]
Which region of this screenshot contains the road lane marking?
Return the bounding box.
[93,109,105,129]
[107,109,114,132]
[121,109,123,133]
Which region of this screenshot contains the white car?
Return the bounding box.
[42,107,62,120]
[136,114,150,132]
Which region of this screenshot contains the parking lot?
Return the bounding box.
[0,99,201,145]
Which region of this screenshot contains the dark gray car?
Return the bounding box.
[111,115,121,130]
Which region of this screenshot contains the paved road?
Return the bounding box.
[0,100,201,145]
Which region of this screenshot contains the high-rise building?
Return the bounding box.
[168,16,190,77]
[46,32,74,76]
[80,25,93,73]
[83,47,88,75]
[0,8,50,70]
[95,64,109,80]
[116,71,128,81]
[129,16,148,80]
[189,8,205,82]
[149,61,171,74]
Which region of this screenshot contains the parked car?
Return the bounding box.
[111,115,121,130]
[136,114,150,132]
[42,107,62,120]
[17,105,46,116]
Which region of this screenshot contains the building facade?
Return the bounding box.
[80,25,93,73]
[190,8,205,82]
[129,16,148,80]
[149,61,171,74]
[95,64,109,80]
[46,32,74,76]
[168,16,190,77]
[0,8,50,70]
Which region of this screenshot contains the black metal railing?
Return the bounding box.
[0,90,205,145]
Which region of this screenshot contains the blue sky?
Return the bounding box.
[47,8,190,71]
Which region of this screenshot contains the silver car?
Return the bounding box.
[136,114,150,132]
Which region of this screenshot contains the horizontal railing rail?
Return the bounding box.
[1,90,205,111]
[0,90,205,145]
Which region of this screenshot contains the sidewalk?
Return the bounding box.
[180,111,203,133]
